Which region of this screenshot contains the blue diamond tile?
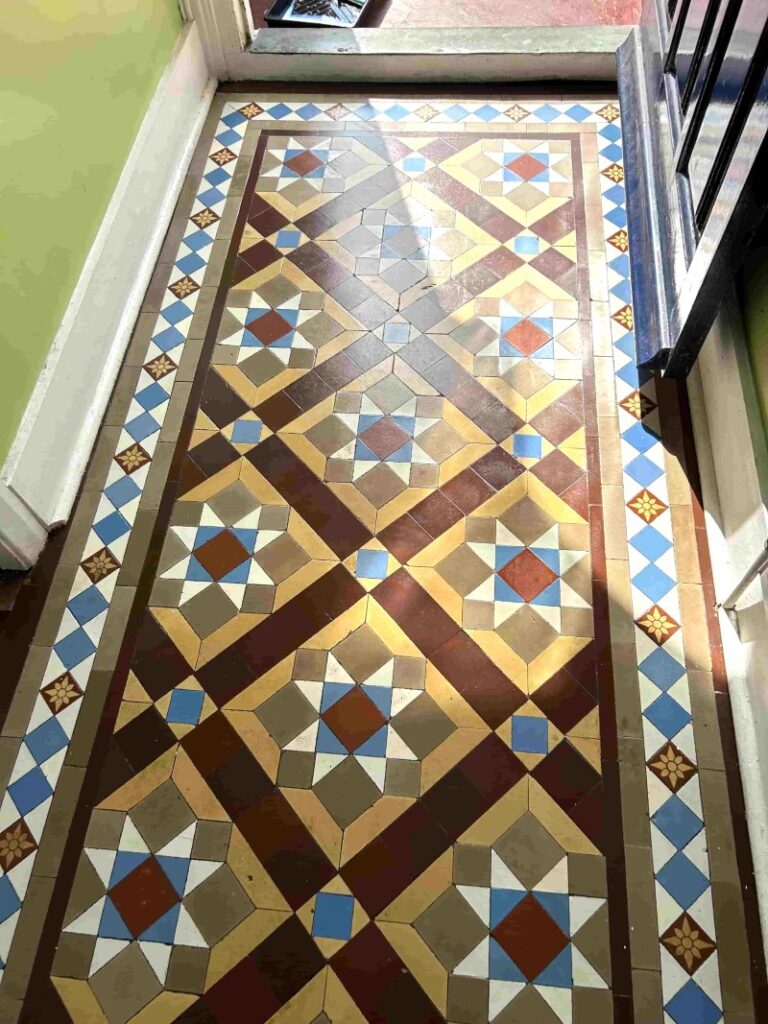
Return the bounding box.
[54,627,97,670]
[8,766,53,816]
[296,103,321,119]
[204,167,229,188]
[125,411,160,443]
[0,876,22,924]
[94,510,131,546]
[625,453,664,488]
[630,525,672,562]
[385,104,410,121]
[222,110,247,128]
[161,300,193,327]
[512,434,542,459]
[657,851,709,909]
[623,421,660,454]
[355,549,389,580]
[600,142,623,162]
[534,104,560,122]
[475,104,500,122]
[104,475,141,510]
[666,980,721,1024]
[607,206,628,229]
[354,103,378,121]
[444,104,469,121]
[312,892,354,939]
[25,716,69,765]
[67,586,109,626]
[604,182,626,204]
[566,104,592,121]
[198,186,225,208]
[652,795,703,850]
[633,563,675,603]
[645,693,691,738]
[183,229,214,253]
[600,123,622,142]
[511,716,548,754]
[231,419,263,445]
[215,127,241,147]
[167,689,205,726]
[639,648,685,691]
[609,253,631,278]
[267,102,291,119]
[175,253,205,277]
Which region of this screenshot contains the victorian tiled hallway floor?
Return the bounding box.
[0,92,763,1024]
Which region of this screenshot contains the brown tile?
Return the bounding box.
[341,804,450,917]
[440,468,494,513]
[378,514,433,562]
[374,569,460,657]
[248,435,371,558]
[470,447,525,490]
[434,630,528,729]
[409,491,464,539]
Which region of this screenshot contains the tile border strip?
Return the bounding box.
[600,117,762,1020]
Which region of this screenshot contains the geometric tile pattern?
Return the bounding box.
[0,96,750,1024]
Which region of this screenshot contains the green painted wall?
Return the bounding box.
[742,247,768,436]
[0,0,183,464]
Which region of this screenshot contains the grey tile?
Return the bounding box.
[90,944,161,1024]
[93,587,136,672]
[2,647,50,738]
[2,876,55,1000]
[34,766,85,877]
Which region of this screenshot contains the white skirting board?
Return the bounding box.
[687,299,768,964]
[0,20,216,569]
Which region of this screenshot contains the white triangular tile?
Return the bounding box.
[184,859,220,896]
[454,936,489,978]
[158,823,196,860]
[140,941,172,984]
[489,980,524,1021]
[64,897,105,936]
[569,895,604,934]
[571,947,607,988]
[89,937,129,977]
[119,819,148,854]
[491,851,525,891]
[85,848,117,888]
[174,905,208,948]
[356,756,386,790]
[457,885,490,925]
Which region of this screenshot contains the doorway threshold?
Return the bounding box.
[239,26,630,82]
